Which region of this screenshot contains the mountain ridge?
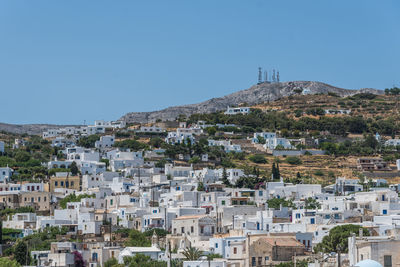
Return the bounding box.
[121,81,383,123]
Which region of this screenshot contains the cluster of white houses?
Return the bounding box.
[2,122,400,267]
[42,120,126,139]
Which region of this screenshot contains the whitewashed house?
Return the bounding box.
[95,135,115,149]
[208,140,242,153]
[0,167,13,183]
[224,106,250,115]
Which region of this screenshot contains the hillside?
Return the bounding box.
[0,123,77,135]
[121,81,382,123]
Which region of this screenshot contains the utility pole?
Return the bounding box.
[138,167,141,193]
[216,199,219,233]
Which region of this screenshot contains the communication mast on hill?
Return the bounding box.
[257,67,280,83]
[272,69,276,83]
[264,71,268,82]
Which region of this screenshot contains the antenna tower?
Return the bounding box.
[272,69,276,83]
[258,67,262,84]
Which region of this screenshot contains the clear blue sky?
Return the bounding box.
[0,1,399,124]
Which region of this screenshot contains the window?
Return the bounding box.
[384,255,392,267]
[44,197,47,201]
[71,182,74,186]
[181,227,185,234]
[221,200,226,205]
[383,209,388,215]
[200,226,204,234]
[38,197,41,202]
[265,256,269,261]
[191,226,194,233]
[61,181,64,186]
[110,199,113,205]
[55,181,58,186]
[215,243,218,248]
[258,257,262,266]
[259,191,263,196]
[233,247,237,254]
[252,257,256,266]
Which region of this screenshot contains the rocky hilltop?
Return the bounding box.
[121,81,382,123]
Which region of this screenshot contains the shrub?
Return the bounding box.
[285,156,302,165]
[249,154,267,164]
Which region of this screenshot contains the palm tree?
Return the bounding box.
[182,247,202,261]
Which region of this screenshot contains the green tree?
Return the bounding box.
[125,230,151,247]
[14,240,29,265]
[256,136,266,144]
[206,127,217,136]
[0,258,21,267]
[188,156,200,164]
[59,193,95,209]
[77,134,100,148]
[363,134,378,150]
[182,247,203,261]
[272,162,280,180]
[15,151,30,163]
[197,182,205,192]
[104,257,119,267]
[267,197,296,209]
[123,254,166,267]
[70,161,79,176]
[149,137,164,148]
[314,225,369,253]
[304,197,321,209]
[221,167,231,187]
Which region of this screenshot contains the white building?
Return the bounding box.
[252,132,293,150]
[118,246,163,263]
[94,120,126,129]
[137,126,165,133]
[385,139,400,147]
[224,106,250,115]
[0,167,13,183]
[95,135,115,149]
[108,150,144,172]
[208,140,241,153]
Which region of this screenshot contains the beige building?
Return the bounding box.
[19,191,51,212]
[246,234,305,267]
[349,234,400,267]
[0,192,50,212]
[172,215,216,237]
[49,175,80,193]
[0,193,19,209]
[168,215,216,251]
